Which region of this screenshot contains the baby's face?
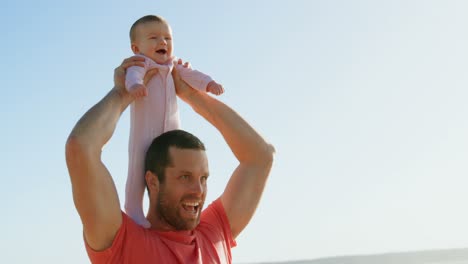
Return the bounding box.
[132,21,173,64]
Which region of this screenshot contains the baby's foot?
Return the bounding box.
[126,208,151,228]
[134,216,151,228]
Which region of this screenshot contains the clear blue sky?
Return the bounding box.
[2,0,468,263]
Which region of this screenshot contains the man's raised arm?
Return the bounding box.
[172,61,275,239]
[65,57,149,250]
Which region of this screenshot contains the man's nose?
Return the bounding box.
[189,181,204,195]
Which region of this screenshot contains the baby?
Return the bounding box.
[125,15,223,227]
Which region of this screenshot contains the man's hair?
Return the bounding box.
[129,15,167,42]
[145,130,206,186]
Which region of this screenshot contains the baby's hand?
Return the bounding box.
[207,81,224,96]
[128,83,148,99]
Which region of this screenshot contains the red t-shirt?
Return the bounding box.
[85,198,237,264]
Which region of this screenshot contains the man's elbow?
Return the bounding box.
[259,143,275,166]
[65,135,93,169]
[66,136,81,167]
[268,143,276,161]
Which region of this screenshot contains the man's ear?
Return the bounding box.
[145,171,159,193]
[131,43,140,54]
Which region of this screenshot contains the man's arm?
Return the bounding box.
[172,61,275,239]
[65,57,150,250]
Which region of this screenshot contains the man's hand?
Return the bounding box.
[172,59,196,100]
[113,56,159,102]
[114,56,145,90]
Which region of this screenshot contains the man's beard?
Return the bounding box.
[156,190,202,230]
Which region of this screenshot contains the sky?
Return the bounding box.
[1,0,468,263]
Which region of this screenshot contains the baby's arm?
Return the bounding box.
[126,61,148,98]
[177,64,224,96]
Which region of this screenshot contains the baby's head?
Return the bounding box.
[130,15,173,64]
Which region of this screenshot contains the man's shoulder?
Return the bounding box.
[198,198,233,242]
[86,212,164,263]
[197,198,237,261]
[200,198,224,221]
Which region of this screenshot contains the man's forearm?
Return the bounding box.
[67,88,132,151]
[180,89,274,164]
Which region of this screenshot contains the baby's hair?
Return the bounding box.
[130,15,167,42]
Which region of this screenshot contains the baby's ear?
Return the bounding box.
[131,43,140,54]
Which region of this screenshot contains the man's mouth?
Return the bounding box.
[156,49,167,55]
[182,201,200,214]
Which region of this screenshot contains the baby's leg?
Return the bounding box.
[125,76,180,227]
[125,105,152,228]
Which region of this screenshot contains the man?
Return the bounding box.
[65,57,275,263]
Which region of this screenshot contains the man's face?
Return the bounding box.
[132,21,173,64]
[156,147,209,230]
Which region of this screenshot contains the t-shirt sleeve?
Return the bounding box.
[200,198,237,249]
[84,211,131,263]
